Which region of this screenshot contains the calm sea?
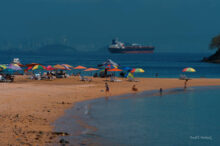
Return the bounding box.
[55,86,220,146]
[0,52,220,78]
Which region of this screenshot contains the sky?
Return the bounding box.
[0,0,220,53]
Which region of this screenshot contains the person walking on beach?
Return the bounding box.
[184,79,189,89]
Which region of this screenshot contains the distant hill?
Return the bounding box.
[202,50,220,63]
[202,34,220,63]
[0,44,78,56]
[38,44,78,55]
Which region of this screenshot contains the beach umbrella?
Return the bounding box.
[127,72,134,78]
[62,64,73,69]
[26,63,41,67]
[0,65,6,71]
[7,64,22,70]
[98,59,119,69]
[61,64,72,70]
[74,65,87,69]
[108,68,122,72]
[126,68,144,78]
[182,67,196,72]
[32,65,46,70]
[17,63,25,67]
[27,66,33,70]
[26,63,41,71]
[108,68,122,77]
[0,65,7,70]
[122,67,132,71]
[84,68,99,71]
[182,67,195,89]
[46,65,55,71]
[84,68,99,76]
[131,68,145,73]
[53,64,66,70]
[102,59,118,67]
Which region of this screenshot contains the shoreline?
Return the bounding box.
[54,85,220,145]
[1,76,220,145]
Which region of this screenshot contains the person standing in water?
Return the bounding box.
[105,82,110,96]
[105,82,109,92]
[159,88,163,96]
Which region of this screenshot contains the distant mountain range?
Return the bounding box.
[0,44,112,56]
[0,44,78,55]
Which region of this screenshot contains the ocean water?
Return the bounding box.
[54,86,220,146]
[0,52,220,78]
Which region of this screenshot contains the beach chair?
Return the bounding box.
[79,75,85,81]
[179,74,190,80]
[34,73,41,80]
[0,75,5,82]
[110,76,122,82]
[79,75,92,82]
[128,76,139,82]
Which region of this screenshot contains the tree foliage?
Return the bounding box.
[210,34,220,50]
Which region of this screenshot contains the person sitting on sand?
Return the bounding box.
[132,84,138,92]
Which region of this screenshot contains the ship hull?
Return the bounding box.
[108,47,154,54]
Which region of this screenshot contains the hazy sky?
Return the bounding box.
[0,0,220,52]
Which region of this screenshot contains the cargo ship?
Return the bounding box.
[108,39,155,54]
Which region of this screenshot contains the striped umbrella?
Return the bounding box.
[26,63,41,67]
[7,64,22,70]
[46,65,56,71]
[62,64,73,69]
[0,65,7,70]
[32,65,46,70]
[131,68,145,73]
[182,67,196,72]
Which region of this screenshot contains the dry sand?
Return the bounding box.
[0,75,220,145]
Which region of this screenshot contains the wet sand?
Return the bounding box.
[0,75,220,145]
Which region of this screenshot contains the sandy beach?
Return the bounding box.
[1,76,220,145]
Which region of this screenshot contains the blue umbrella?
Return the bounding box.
[122,67,132,71]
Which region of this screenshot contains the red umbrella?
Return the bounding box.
[84,68,99,71]
[26,63,40,67]
[108,68,122,72]
[74,65,87,69]
[46,65,55,71]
